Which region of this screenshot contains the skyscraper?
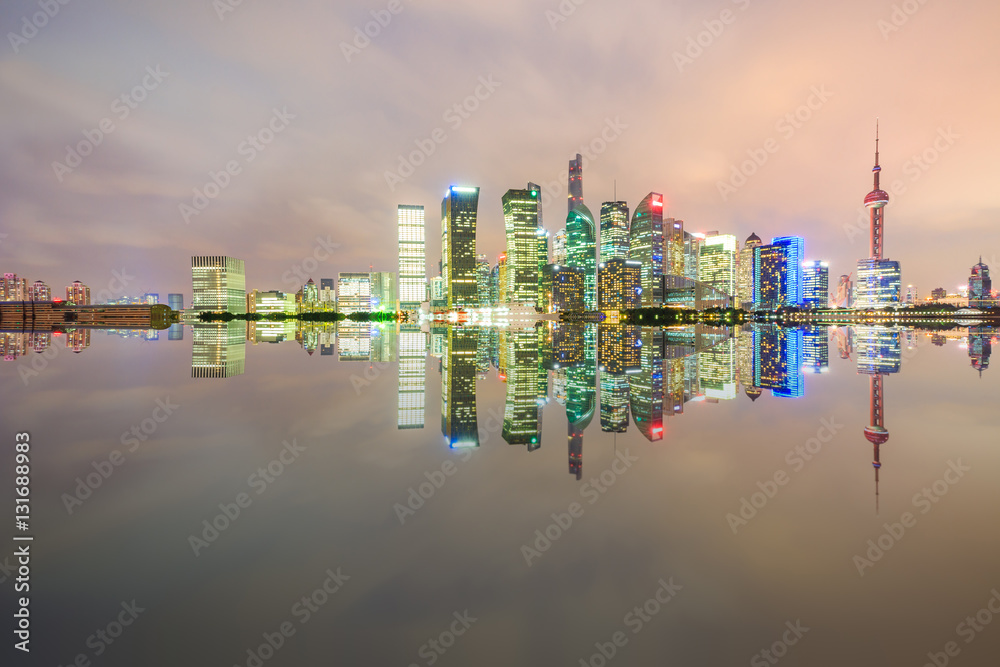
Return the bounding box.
[969,258,993,308]
[398,204,426,311]
[683,231,703,282]
[737,233,762,307]
[167,293,184,311]
[599,201,630,263]
[66,280,91,306]
[502,187,541,306]
[31,280,51,301]
[568,153,583,214]
[369,271,397,312]
[836,274,854,308]
[191,256,246,314]
[566,204,597,310]
[629,192,665,307]
[337,272,371,314]
[536,227,549,309]
[441,186,479,309]
[597,258,642,311]
[753,236,804,309]
[664,217,685,277]
[802,261,830,308]
[2,273,27,301]
[475,254,491,305]
[698,234,738,297]
[552,228,568,264]
[541,264,584,312]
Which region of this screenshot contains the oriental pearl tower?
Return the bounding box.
[862,121,891,513]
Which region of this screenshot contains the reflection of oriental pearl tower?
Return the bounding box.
[865,374,889,513]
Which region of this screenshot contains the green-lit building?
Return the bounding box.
[502,328,541,449]
[600,201,630,262]
[441,326,479,448]
[566,204,597,310]
[629,193,664,307]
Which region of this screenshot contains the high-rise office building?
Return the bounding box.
[31,280,51,301]
[930,287,947,301]
[502,187,541,306]
[536,227,549,309]
[552,228,568,264]
[629,193,664,307]
[319,278,335,306]
[255,291,296,314]
[600,201,630,263]
[370,271,397,312]
[568,153,583,214]
[398,325,426,430]
[191,256,246,314]
[441,185,479,309]
[683,231,702,282]
[541,264,584,312]
[497,253,508,304]
[167,293,184,311]
[66,280,91,306]
[566,204,597,310]
[337,272,371,314]
[441,327,479,448]
[737,233,762,307]
[301,279,319,309]
[398,204,426,311]
[598,258,642,311]
[699,234,738,297]
[969,258,993,308]
[475,254,491,305]
[753,236,804,309]
[664,217,685,277]
[802,261,830,308]
[854,259,901,309]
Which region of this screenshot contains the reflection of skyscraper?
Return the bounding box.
[398,204,426,311]
[475,254,490,306]
[191,322,246,378]
[441,327,479,448]
[630,328,663,441]
[565,325,596,478]
[801,327,830,374]
[502,327,541,449]
[192,256,245,313]
[337,323,371,361]
[699,337,737,400]
[754,325,803,398]
[398,325,426,429]
[629,193,664,307]
[442,186,480,309]
[968,328,993,375]
[599,325,640,433]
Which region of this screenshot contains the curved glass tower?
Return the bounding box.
[629,193,664,307]
[566,204,597,311]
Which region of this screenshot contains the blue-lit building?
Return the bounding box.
[802,261,829,308]
[801,327,830,374]
[854,259,901,309]
[753,236,804,309]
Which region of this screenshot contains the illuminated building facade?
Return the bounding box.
[476,254,491,306]
[753,236,804,309]
[191,321,246,378]
[753,325,803,398]
[2,273,28,301]
[801,327,830,374]
[854,259,901,309]
[66,280,91,306]
[737,233,762,307]
[698,234,738,297]
[600,201,630,262]
[629,192,665,307]
[566,204,597,310]
[441,185,479,309]
[835,274,854,308]
[398,204,426,311]
[502,187,541,306]
[597,258,642,311]
[802,261,830,308]
[370,271,397,312]
[969,258,993,308]
[629,328,663,441]
[191,256,246,314]
[502,328,541,448]
[31,281,51,301]
[441,327,480,448]
[699,337,737,400]
[664,217,685,277]
[255,290,296,314]
[337,272,371,314]
[568,153,583,214]
[541,264,584,312]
